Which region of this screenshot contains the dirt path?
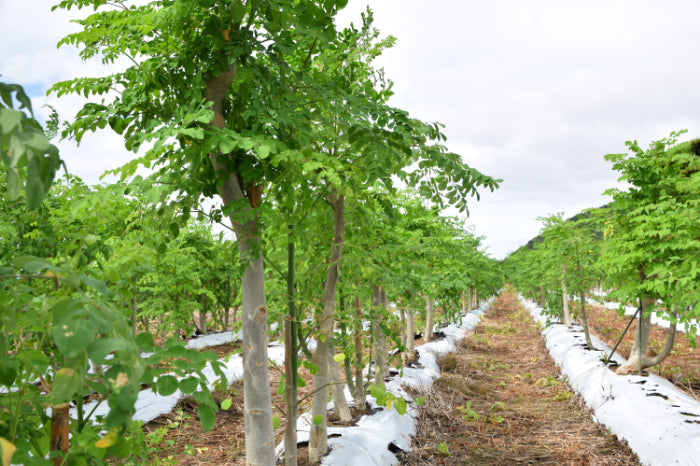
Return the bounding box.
[401,291,640,465]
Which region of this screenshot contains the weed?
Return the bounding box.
[472,333,493,348]
[553,389,573,401]
[488,414,505,424]
[486,324,517,336]
[489,401,506,412]
[536,375,562,387]
[439,353,459,372]
[437,441,451,457]
[456,401,481,422]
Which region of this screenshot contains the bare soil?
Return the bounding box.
[142,290,698,465]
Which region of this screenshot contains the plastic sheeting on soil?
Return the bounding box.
[274,302,489,466]
[523,298,700,466]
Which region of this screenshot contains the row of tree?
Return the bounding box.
[504,131,700,376]
[2,1,504,464]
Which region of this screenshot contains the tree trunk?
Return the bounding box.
[561,264,572,326]
[309,191,350,462]
[131,282,137,335]
[198,293,209,336]
[353,283,366,408]
[50,403,70,466]
[424,295,434,342]
[399,307,407,348]
[238,234,275,465]
[206,64,274,466]
[405,305,415,362]
[327,351,351,419]
[372,285,388,388]
[579,289,595,350]
[284,317,297,466]
[284,226,298,466]
[616,299,677,375]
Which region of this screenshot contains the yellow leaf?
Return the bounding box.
[0,437,16,466]
[0,438,15,466]
[386,398,392,411]
[95,428,119,448]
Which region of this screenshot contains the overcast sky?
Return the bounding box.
[3,1,700,259]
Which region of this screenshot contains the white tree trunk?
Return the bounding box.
[238,234,275,466]
[424,295,434,342]
[206,65,275,466]
[405,307,415,359]
[561,264,572,326]
[372,286,388,388]
[327,351,351,420]
[309,192,350,462]
[616,300,677,375]
[353,287,366,408]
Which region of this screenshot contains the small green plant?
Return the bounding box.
[488,414,505,424]
[437,441,450,457]
[553,389,574,401]
[536,375,562,387]
[489,401,506,412]
[369,384,409,415]
[485,323,517,336]
[456,401,481,422]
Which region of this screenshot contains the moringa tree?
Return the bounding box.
[51,1,350,463]
[602,131,700,375]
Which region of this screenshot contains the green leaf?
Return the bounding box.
[416,397,426,406]
[219,137,236,154]
[168,222,180,238]
[156,242,168,255]
[156,375,179,396]
[238,138,254,150]
[272,415,280,429]
[50,367,82,403]
[303,360,318,375]
[136,332,154,351]
[0,361,17,387]
[332,353,345,363]
[221,398,232,410]
[13,255,50,273]
[277,379,286,396]
[394,396,407,415]
[198,403,216,432]
[313,414,324,425]
[255,143,271,159]
[0,107,22,134]
[179,377,199,394]
[53,319,95,358]
[180,127,204,140]
[87,338,135,363]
